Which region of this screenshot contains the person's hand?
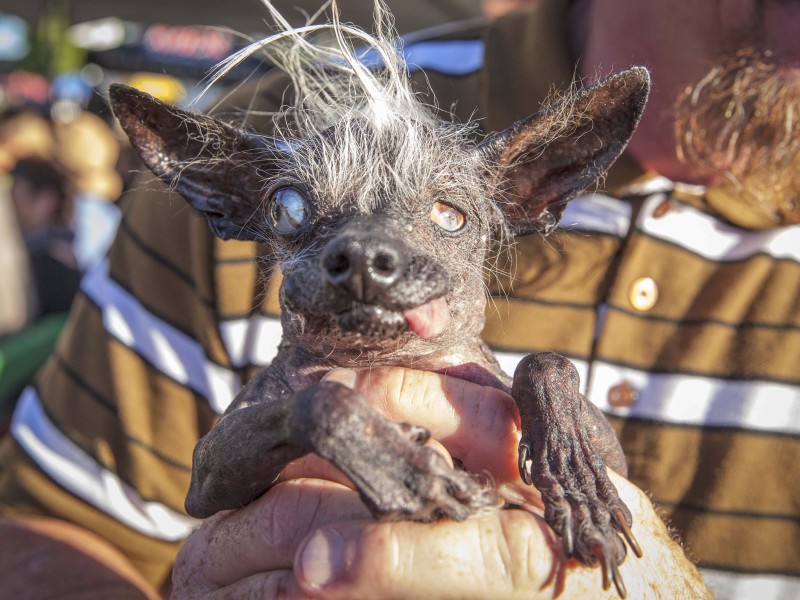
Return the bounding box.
[171,367,710,599]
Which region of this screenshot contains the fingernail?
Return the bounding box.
[299,529,344,589]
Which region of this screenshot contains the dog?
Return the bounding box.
[109,2,649,594]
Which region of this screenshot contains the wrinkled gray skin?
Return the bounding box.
[110,67,649,597]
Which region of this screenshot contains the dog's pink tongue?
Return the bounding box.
[403,297,450,339]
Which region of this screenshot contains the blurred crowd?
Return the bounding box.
[0,83,130,428]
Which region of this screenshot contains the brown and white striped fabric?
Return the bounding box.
[483,180,800,598]
[0,1,797,596]
[0,184,281,585]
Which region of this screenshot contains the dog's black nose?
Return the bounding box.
[321,234,408,302]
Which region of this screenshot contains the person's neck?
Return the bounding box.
[568,0,708,186]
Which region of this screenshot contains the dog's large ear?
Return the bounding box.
[109,84,286,241]
[480,67,650,236]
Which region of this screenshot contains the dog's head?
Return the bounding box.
[109,3,648,362]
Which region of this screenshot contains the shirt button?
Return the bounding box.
[652,198,672,218]
[608,381,640,408]
[629,277,658,311]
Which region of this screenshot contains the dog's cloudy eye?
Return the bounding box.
[430,201,465,232]
[269,187,309,234]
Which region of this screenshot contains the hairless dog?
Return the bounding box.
[110,2,649,595]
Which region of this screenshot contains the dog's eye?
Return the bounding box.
[269,187,309,234]
[430,201,465,232]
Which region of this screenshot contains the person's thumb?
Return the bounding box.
[294,509,584,600]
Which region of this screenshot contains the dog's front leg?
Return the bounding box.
[513,352,642,597]
[186,380,496,522]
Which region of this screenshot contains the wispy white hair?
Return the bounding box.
[208,0,427,136]
[204,0,499,226]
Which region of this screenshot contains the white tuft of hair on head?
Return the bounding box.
[202,1,419,135]
[201,0,512,288]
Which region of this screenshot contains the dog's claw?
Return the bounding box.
[516,431,637,599]
[593,544,611,590]
[518,441,532,485]
[594,543,627,598]
[559,511,575,556]
[611,559,627,598]
[612,506,642,558]
[400,422,431,445]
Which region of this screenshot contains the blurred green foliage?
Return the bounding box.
[21,0,86,77]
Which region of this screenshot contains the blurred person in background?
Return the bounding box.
[0,0,798,598]
[0,156,79,430]
[0,181,33,337]
[0,108,56,173]
[0,108,78,327]
[55,110,123,271]
[0,102,125,429]
[9,156,79,316]
[0,109,48,338]
[0,98,124,418]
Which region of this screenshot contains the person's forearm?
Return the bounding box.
[0,516,161,600]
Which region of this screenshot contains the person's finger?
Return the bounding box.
[175,570,306,600]
[294,477,694,600]
[295,509,577,600]
[277,454,354,489]
[172,479,369,594]
[331,367,522,484]
[171,569,309,600]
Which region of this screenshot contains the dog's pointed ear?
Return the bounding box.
[109,84,287,241]
[480,67,650,236]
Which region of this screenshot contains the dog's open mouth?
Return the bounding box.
[333,296,451,339]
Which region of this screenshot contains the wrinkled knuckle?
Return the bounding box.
[355,366,401,413]
[172,533,210,596]
[257,481,314,554]
[396,367,419,404]
[480,386,517,439]
[261,571,296,600]
[499,510,561,592]
[354,522,404,587]
[437,384,495,468]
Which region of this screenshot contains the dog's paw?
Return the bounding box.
[367,433,497,522]
[519,435,642,598]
